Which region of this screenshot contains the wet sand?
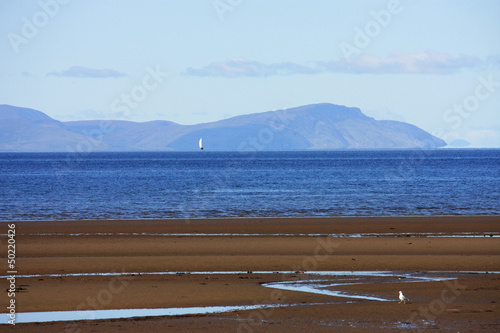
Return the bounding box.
[1,216,499,332]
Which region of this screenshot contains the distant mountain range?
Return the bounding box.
[0,103,446,151]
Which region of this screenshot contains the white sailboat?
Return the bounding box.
[199,137,203,150]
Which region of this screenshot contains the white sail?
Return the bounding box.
[199,137,203,150]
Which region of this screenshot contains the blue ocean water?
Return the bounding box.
[0,150,498,221]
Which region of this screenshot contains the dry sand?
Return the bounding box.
[1,216,499,332]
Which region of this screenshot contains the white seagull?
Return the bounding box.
[399,291,410,304]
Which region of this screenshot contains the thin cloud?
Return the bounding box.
[184,58,321,78]
[47,66,126,78]
[184,51,486,78]
[320,51,482,74]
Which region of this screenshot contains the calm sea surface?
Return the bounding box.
[0,150,499,221]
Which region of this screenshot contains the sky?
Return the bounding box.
[1,0,499,147]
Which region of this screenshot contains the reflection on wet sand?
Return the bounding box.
[2,270,494,324]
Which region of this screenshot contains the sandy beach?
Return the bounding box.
[1,216,499,332]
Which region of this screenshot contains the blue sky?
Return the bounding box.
[1,0,499,147]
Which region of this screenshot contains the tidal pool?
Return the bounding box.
[1,270,496,324]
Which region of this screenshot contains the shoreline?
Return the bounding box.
[5,214,500,221]
[4,215,500,233]
[1,216,499,332]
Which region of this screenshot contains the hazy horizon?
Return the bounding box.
[1,0,499,147]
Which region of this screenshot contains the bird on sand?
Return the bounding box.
[399,291,410,304]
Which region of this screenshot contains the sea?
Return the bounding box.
[0,149,499,221]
